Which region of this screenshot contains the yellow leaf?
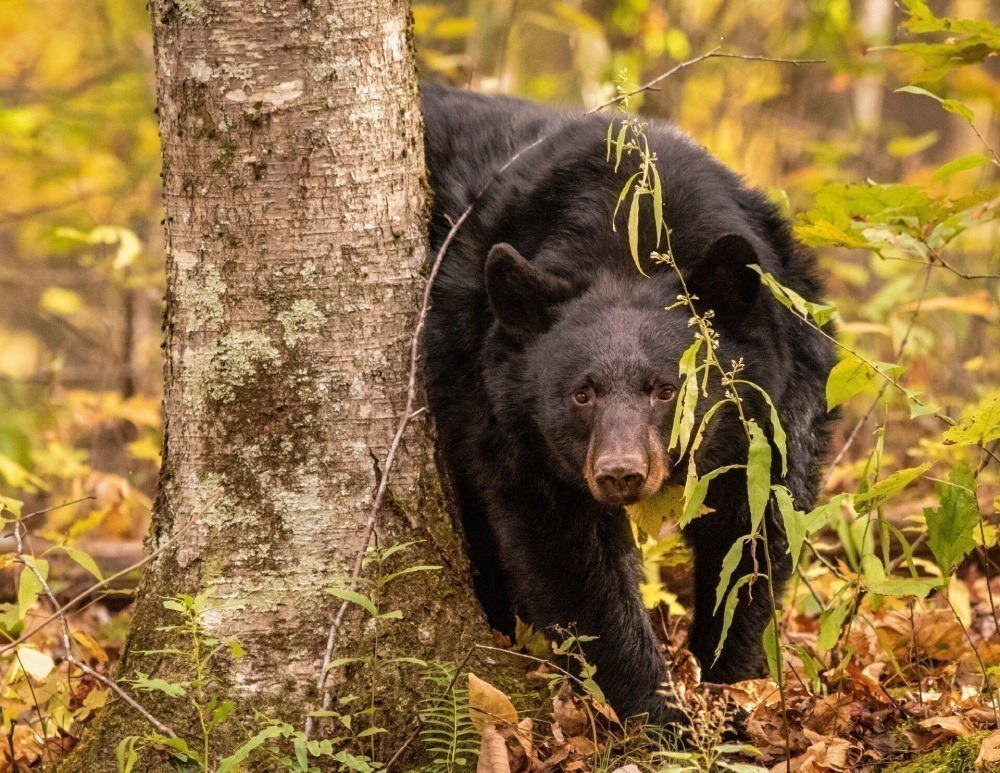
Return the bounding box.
[17,646,55,681]
[72,630,109,663]
[899,292,994,317]
[949,575,972,627]
[39,287,85,316]
[469,673,518,730]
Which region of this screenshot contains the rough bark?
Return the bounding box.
[61,1,509,769]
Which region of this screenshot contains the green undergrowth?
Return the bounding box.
[882,734,990,773]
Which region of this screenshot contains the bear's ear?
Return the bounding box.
[485,243,572,339]
[685,233,761,321]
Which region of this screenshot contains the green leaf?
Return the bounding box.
[17,559,48,620]
[0,495,23,518]
[896,85,942,101]
[867,577,941,599]
[941,99,975,123]
[826,355,876,410]
[751,267,838,327]
[680,464,743,527]
[627,185,642,274]
[896,86,976,123]
[228,638,246,659]
[63,546,103,581]
[861,553,887,587]
[129,672,187,697]
[382,565,442,584]
[817,602,851,650]
[117,737,140,773]
[209,700,236,732]
[295,736,309,770]
[217,726,286,773]
[746,421,771,533]
[668,338,703,456]
[773,486,829,566]
[651,163,664,247]
[326,587,378,617]
[737,381,787,476]
[925,462,979,577]
[613,123,628,172]
[325,657,363,671]
[713,575,753,664]
[854,462,932,513]
[155,734,201,762]
[377,540,420,560]
[389,656,428,666]
[612,171,640,225]
[931,154,989,182]
[943,396,1000,446]
[762,619,782,685]
[714,535,749,613]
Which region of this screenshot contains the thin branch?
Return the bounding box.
[592,47,824,113]
[12,518,178,738]
[0,498,211,657]
[19,497,95,524]
[927,246,1000,281]
[69,655,178,738]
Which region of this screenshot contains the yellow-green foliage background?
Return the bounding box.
[2,0,995,537]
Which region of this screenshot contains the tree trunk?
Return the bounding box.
[61,1,508,769]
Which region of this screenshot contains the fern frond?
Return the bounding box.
[416,661,479,772]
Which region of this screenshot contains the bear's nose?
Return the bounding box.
[594,459,647,503]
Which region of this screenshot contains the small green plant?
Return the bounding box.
[416,661,479,772]
[117,542,440,772]
[117,590,250,771]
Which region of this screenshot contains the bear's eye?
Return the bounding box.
[655,385,676,402]
[572,390,592,406]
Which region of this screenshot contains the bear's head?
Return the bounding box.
[484,233,764,507]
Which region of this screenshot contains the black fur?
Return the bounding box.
[420,85,835,724]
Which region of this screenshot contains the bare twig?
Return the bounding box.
[0,498,210,657]
[18,497,95,525]
[12,518,178,738]
[592,47,824,113]
[306,46,826,740]
[927,246,1000,281]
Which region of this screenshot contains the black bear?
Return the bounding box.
[420,84,835,724]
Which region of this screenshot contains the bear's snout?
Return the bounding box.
[593,457,648,504]
[584,402,668,506]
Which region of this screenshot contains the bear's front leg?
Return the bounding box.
[500,506,684,726]
[682,468,791,683]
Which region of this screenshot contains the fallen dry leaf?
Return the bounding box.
[469,673,518,730]
[918,715,977,737]
[976,730,1000,769]
[553,683,589,736]
[478,724,512,773]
